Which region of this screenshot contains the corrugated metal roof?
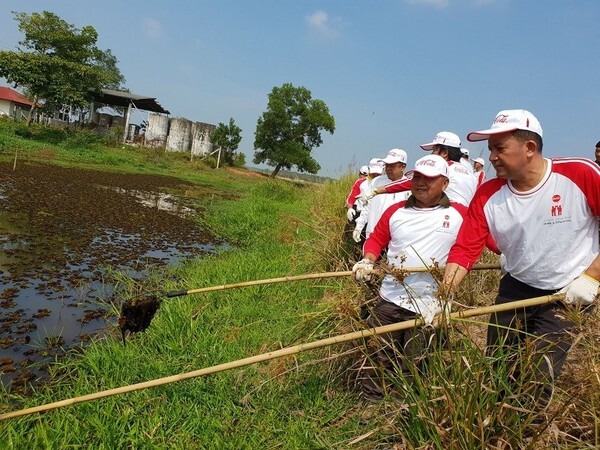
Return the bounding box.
[91,88,170,115]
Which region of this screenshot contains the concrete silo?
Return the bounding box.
[191,122,216,157]
[166,117,192,152]
[145,113,170,148]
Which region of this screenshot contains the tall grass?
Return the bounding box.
[0,122,598,448]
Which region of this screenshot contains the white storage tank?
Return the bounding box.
[166,117,192,152]
[191,122,216,157]
[146,112,169,148]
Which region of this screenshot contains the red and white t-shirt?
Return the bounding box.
[448,158,600,290]
[446,161,477,206]
[475,170,486,189]
[354,175,412,237]
[384,161,476,206]
[365,199,467,316]
[345,177,366,209]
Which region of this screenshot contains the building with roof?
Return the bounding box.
[0,86,41,120]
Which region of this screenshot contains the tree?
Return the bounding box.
[253,83,335,177]
[209,117,243,166]
[0,10,125,125]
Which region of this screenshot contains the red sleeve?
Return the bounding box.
[346,178,365,207]
[363,201,406,258]
[477,171,485,188]
[382,178,411,194]
[552,158,600,216]
[450,201,499,255]
[448,178,505,269]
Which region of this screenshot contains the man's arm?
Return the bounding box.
[441,262,470,293]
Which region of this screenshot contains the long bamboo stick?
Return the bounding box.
[0,291,565,421]
[165,263,501,297]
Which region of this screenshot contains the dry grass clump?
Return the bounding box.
[299,175,600,448]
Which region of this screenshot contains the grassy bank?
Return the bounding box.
[0,121,598,449]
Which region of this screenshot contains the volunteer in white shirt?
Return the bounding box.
[442,109,600,419]
[352,149,411,243]
[352,154,467,403]
[419,131,477,206]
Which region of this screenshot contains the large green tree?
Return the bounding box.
[0,10,125,125]
[253,83,335,177]
[209,117,243,166]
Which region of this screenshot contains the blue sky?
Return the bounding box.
[1,1,599,177]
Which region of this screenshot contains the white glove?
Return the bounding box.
[346,208,356,221]
[359,190,377,206]
[352,258,375,282]
[560,274,599,306]
[352,229,362,243]
[421,308,436,327]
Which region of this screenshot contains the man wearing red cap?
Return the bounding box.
[441,109,600,422]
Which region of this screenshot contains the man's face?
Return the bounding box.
[385,162,406,181]
[411,172,449,207]
[487,133,532,180]
[595,146,600,162]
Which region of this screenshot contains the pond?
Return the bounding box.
[0,161,230,390]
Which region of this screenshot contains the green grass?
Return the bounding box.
[0,121,598,449]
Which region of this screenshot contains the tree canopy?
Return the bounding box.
[253,83,335,177]
[0,10,125,123]
[209,117,243,166]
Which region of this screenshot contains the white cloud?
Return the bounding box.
[142,18,162,39]
[306,10,341,40]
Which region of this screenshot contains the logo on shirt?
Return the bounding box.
[551,194,562,217]
[442,214,450,229]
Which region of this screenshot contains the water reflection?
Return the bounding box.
[0,162,230,389]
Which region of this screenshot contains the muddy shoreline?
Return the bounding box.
[0,161,229,390]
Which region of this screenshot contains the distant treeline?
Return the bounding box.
[248,167,335,184]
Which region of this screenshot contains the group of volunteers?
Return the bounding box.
[345,109,600,430]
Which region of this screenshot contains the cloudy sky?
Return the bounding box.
[1,0,599,177]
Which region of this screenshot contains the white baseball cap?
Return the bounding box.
[473,157,485,166]
[467,109,543,142]
[359,165,369,175]
[420,131,461,150]
[368,158,385,174]
[379,148,408,165]
[461,148,470,157]
[406,154,449,178]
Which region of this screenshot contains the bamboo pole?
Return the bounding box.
[166,263,501,297]
[0,292,566,421]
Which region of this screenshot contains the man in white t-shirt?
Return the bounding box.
[419,131,477,206]
[352,149,411,243]
[352,154,467,405]
[460,148,474,174]
[442,109,600,423]
[345,165,369,224]
[473,157,486,188]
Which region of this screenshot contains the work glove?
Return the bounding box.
[421,299,452,327]
[352,228,363,243]
[560,273,600,306]
[359,190,378,206]
[346,208,356,221]
[352,258,375,282]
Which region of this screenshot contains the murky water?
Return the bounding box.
[0,162,230,389]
